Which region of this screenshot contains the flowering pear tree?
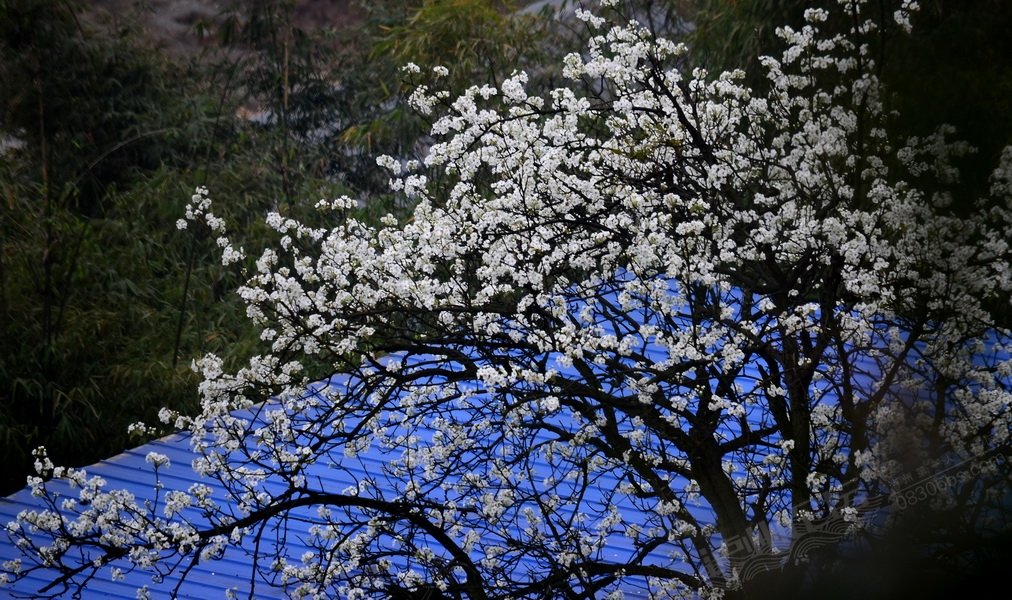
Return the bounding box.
[4,1,1011,598]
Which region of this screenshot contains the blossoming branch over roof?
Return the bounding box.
[0,281,904,599]
[0,353,722,598]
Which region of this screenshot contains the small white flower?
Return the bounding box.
[145,452,170,469]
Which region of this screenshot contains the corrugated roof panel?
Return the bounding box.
[1,286,901,598]
[0,366,736,599]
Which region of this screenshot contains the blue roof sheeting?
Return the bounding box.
[0,386,704,594]
[0,371,726,597]
[1,280,912,599]
[0,378,714,598]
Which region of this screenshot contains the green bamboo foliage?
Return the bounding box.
[0,0,564,494]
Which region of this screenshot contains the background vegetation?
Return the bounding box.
[0,0,558,495]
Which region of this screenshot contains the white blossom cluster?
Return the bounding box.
[4,1,1010,598]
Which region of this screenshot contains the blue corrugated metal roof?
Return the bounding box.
[1,282,906,599]
[1,365,727,598]
[0,382,713,598]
